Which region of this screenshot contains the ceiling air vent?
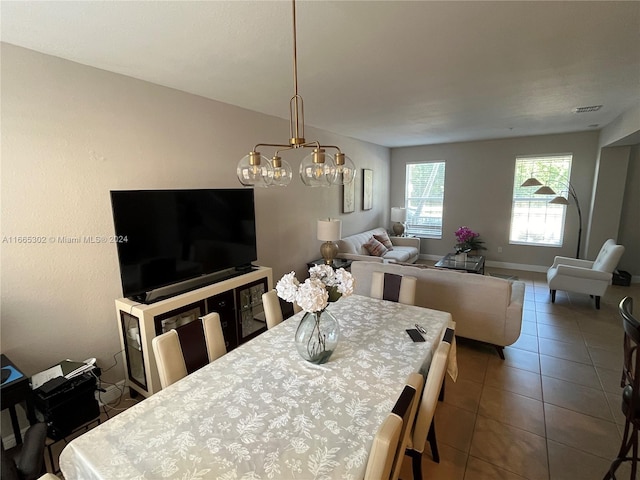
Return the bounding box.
[574,105,602,113]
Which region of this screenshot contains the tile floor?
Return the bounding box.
[398,266,639,480]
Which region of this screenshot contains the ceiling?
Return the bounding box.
[2,1,639,148]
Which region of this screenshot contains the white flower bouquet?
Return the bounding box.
[276,264,355,313]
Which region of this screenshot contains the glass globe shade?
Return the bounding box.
[269,156,293,187]
[329,153,356,186]
[237,152,273,188]
[299,149,336,187]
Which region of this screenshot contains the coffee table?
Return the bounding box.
[435,253,485,274]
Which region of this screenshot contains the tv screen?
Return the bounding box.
[110,189,257,301]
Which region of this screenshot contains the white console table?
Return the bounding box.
[115,266,272,397]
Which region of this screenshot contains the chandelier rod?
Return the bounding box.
[290,0,305,144]
[292,0,299,98]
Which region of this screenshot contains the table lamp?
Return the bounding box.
[317,219,342,265]
[390,207,407,236]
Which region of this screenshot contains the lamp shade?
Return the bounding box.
[520,177,543,187]
[390,207,407,223]
[317,219,342,242]
[534,186,557,195]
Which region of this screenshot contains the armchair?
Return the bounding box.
[547,239,625,309]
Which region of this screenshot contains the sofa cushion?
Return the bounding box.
[373,232,394,250]
[364,237,388,257]
[382,247,415,263]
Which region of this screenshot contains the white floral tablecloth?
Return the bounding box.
[60,295,453,480]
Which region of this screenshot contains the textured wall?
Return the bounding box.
[0,44,390,386]
[390,131,601,268]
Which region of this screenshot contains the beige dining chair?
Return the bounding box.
[262,289,302,329]
[370,271,417,305]
[364,372,423,480]
[152,312,226,389]
[405,326,456,480]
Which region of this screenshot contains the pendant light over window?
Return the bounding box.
[236,0,356,188]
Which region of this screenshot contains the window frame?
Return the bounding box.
[509,154,573,247]
[404,161,446,239]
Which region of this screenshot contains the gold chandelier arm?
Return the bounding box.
[275,145,296,157]
[253,143,293,151]
[318,145,342,153]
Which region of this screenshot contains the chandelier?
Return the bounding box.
[236,0,356,188]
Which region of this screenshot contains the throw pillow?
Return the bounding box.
[373,232,394,250]
[364,237,389,257]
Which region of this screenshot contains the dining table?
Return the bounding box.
[59,294,455,480]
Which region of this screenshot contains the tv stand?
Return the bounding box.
[115,266,272,397]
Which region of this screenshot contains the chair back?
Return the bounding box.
[175,319,210,374]
[152,330,188,388]
[262,290,284,329]
[371,272,417,305]
[592,239,625,273]
[202,312,227,361]
[391,373,424,480]
[409,327,455,453]
[364,412,402,480]
[153,315,227,389]
[620,297,640,423]
[364,373,422,480]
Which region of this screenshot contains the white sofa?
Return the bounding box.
[337,228,420,264]
[351,261,525,358]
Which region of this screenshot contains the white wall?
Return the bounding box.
[617,144,640,276]
[584,146,630,258]
[599,102,640,148]
[390,132,601,268]
[0,44,390,386]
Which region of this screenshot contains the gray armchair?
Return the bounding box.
[547,239,625,309]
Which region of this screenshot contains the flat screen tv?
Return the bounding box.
[110,189,257,302]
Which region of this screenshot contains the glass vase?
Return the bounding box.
[294,309,340,364]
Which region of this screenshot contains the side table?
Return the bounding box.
[1,354,37,445]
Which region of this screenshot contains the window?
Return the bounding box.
[509,154,573,246]
[405,162,446,237]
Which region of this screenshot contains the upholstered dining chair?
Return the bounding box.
[547,238,625,309]
[152,312,226,389]
[405,326,455,480]
[364,373,423,480]
[370,272,417,305]
[262,290,302,329]
[604,297,639,480]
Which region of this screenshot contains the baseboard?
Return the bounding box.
[96,380,128,405]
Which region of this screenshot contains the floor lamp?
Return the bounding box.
[521,177,582,259]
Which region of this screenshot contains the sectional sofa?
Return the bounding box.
[351,261,525,358]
